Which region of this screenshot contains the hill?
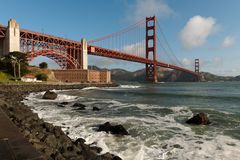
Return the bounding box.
[89,65,239,82]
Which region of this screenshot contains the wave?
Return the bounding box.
[23,91,240,160]
[81,87,100,90]
[118,85,141,89]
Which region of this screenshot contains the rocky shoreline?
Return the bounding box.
[0,83,122,160]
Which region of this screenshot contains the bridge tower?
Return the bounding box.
[0,19,20,55]
[195,59,199,73]
[145,16,157,82]
[81,38,88,70]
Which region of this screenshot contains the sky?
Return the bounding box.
[0,0,240,76]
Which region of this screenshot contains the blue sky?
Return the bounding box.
[0,0,239,76]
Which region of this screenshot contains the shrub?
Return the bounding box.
[36,73,48,81]
[39,62,48,69]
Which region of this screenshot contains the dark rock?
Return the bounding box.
[42,122,55,132]
[90,146,102,153]
[57,104,65,108]
[97,122,129,135]
[53,126,65,138]
[100,152,122,160]
[98,122,111,133]
[186,113,210,125]
[172,144,184,149]
[71,103,86,110]
[93,106,100,111]
[44,134,58,148]
[60,102,69,105]
[42,90,58,100]
[74,138,86,146]
[113,156,122,160]
[110,125,129,135]
[67,145,74,151]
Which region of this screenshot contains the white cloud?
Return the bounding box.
[222,36,235,48]
[123,41,145,56]
[182,58,193,67]
[179,16,217,49]
[212,57,223,65]
[126,0,173,23]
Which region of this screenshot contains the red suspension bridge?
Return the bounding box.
[0,16,200,82]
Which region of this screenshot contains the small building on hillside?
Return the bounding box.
[21,74,37,82]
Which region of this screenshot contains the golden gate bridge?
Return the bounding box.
[0,16,200,82]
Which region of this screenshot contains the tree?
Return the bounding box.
[36,73,48,81]
[0,52,29,78]
[39,62,48,69]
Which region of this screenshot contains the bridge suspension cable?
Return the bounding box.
[88,18,146,58]
[156,19,183,67]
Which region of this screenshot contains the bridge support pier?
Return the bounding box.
[81,38,88,69]
[145,16,157,83]
[1,19,20,55]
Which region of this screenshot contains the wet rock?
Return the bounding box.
[42,122,55,132]
[74,138,86,146]
[60,102,69,105]
[93,106,100,111]
[97,122,129,135]
[71,103,86,110]
[57,104,65,108]
[186,113,210,125]
[172,144,184,149]
[90,146,102,153]
[42,90,57,100]
[100,152,122,160]
[0,84,121,160]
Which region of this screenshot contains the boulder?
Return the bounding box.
[186,113,210,125]
[74,138,86,146]
[97,122,129,135]
[110,125,129,135]
[42,90,57,100]
[100,152,122,160]
[93,106,100,111]
[90,146,102,153]
[71,103,86,110]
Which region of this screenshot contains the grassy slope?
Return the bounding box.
[27,66,58,82]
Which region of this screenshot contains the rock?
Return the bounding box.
[97,122,129,135]
[33,142,46,152]
[71,103,86,110]
[98,122,111,133]
[74,138,86,146]
[53,126,65,138]
[90,146,102,153]
[172,144,184,149]
[186,113,210,125]
[110,125,129,135]
[44,134,58,148]
[60,102,69,105]
[57,104,65,108]
[42,122,55,132]
[100,152,122,160]
[93,106,100,111]
[42,90,58,100]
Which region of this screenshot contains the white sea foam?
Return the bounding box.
[81,87,100,90]
[23,92,240,160]
[119,85,141,89]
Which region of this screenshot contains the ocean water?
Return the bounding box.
[23,82,240,160]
